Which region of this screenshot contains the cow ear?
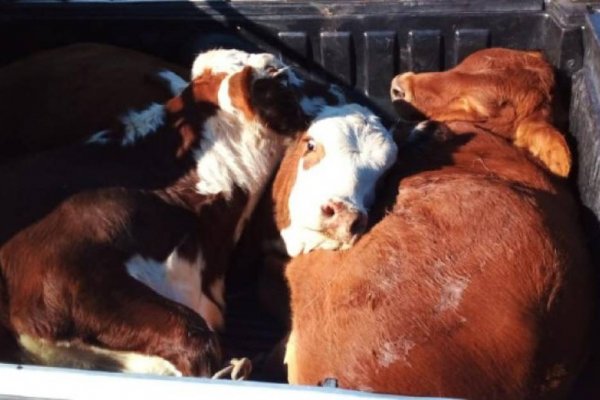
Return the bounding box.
[250,75,309,136]
[514,118,571,177]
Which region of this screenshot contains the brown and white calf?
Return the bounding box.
[0,45,397,376]
[0,49,307,375]
[273,48,594,400]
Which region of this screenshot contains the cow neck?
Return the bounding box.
[156,87,288,245]
[148,90,219,213]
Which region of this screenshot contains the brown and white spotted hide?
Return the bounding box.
[0,49,307,376]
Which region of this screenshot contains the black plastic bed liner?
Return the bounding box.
[0,1,586,117]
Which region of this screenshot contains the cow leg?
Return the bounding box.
[77,272,222,376]
[18,333,183,375]
[11,269,220,376]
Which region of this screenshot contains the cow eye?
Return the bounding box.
[306,139,316,152]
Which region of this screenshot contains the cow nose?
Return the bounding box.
[390,80,405,101]
[321,201,368,241]
[390,73,414,102]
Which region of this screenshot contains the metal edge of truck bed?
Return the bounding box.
[0,363,461,400]
[1,1,545,19]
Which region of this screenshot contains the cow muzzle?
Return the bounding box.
[320,199,368,246]
[390,72,414,102]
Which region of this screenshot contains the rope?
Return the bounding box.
[211,357,252,381]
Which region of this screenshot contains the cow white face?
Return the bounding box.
[191,48,340,117]
[279,104,398,256]
[191,49,289,81]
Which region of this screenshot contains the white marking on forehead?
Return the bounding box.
[156,69,188,96]
[280,103,398,255]
[303,104,397,208]
[191,48,285,79]
[307,104,394,164]
[120,103,166,146]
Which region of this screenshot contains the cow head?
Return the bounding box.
[191,48,345,119]
[390,48,555,130]
[163,49,308,194]
[389,48,571,177]
[272,104,398,256]
[192,49,289,79]
[180,49,307,138]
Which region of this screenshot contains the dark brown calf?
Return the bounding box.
[0,43,189,162]
[276,49,594,399]
[0,53,306,375]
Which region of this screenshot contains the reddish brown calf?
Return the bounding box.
[278,49,594,400]
[391,48,571,177]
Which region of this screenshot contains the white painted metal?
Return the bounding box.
[0,363,459,400]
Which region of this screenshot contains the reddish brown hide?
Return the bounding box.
[390,48,571,177]
[278,50,594,400]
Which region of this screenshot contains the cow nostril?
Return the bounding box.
[391,86,404,100]
[321,204,336,219]
[349,213,368,236]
